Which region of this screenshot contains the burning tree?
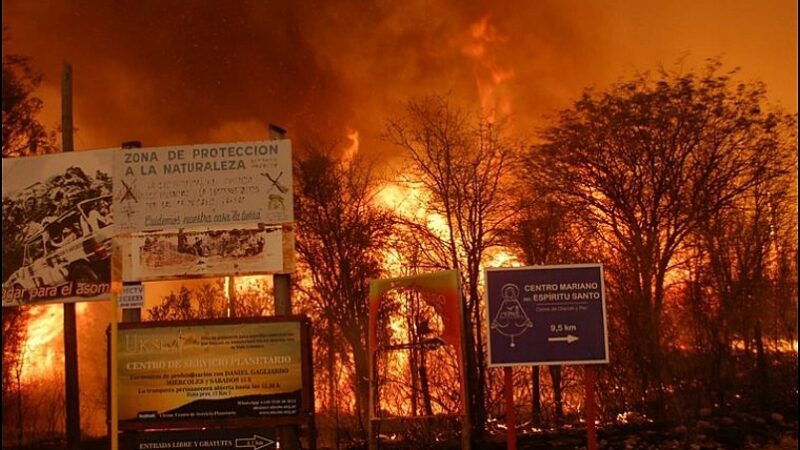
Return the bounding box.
[294,145,396,437]
[1,26,56,158]
[386,95,516,439]
[526,60,798,418]
[1,30,62,445]
[681,107,797,410]
[502,182,596,425]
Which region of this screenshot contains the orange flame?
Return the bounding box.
[462,14,515,121]
[21,305,64,382]
[20,302,93,383]
[342,129,360,167]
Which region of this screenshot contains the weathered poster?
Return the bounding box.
[2,149,114,306]
[118,320,304,426]
[368,270,463,356]
[114,140,293,233]
[485,264,609,366]
[128,225,284,281]
[367,270,467,419]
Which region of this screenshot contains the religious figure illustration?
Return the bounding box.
[491,283,533,348]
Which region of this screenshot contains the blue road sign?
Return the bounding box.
[485,264,609,366]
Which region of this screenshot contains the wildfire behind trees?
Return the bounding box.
[525,61,798,420]
[1,56,797,449]
[294,146,397,438]
[385,95,518,439]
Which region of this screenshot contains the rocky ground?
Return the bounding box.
[373,411,798,450]
[5,411,796,449]
[507,411,798,450]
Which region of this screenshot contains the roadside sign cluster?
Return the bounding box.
[0,140,295,307]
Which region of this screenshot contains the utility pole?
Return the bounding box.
[270,124,292,316]
[269,124,299,450]
[120,140,143,324]
[61,61,81,450]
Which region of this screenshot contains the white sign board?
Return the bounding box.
[119,282,144,309]
[113,140,293,233]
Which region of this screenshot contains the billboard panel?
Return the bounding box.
[368,270,463,356]
[127,225,284,281]
[117,317,311,429]
[114,140,293,233]
[2,149,114,306]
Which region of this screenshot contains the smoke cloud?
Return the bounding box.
[3,0,796,157]
[2,0,796,437]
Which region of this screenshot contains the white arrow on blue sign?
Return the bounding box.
[485,264,609,366]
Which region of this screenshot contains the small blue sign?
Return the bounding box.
[486,264,609,366]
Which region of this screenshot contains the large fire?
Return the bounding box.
[4,2,795,445]
[463,14,515,121]
[20,305,64,381]
[19,303,88,382]
[17,278,276,386]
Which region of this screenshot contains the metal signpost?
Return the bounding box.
[485,264,609,450]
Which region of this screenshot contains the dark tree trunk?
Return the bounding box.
[531,366,541,426]
[549,365,563,426]
[754,320,769,409]
[420,348,433,416]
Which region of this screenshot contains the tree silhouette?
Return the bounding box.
[147,286,195,321]
[1,32,56,441]
[294,145,396,437]
[386,95,516,439]
[528,60,797,417]
[2,27,55,158]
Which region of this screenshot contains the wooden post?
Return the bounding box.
[110,219,124,450]
[504,367,516,450]
[268,124,299,450]
[585,366,597,450]
[120,142,142,323]
[61,61,82,450]
[110,289,119,450]
[227,276,237,317]
[114,140,142,450]
[270,124,292,317]
[368,350,376,450]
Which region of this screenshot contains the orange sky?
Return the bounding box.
[2,0,797,158]
[2,2,796,436]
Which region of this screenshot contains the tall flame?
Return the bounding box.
[20,305,64,382]
[463,14,515,121]
[342,129,360,167]
[20,302,93,382]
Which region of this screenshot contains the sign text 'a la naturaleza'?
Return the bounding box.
[114,140,293,233]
